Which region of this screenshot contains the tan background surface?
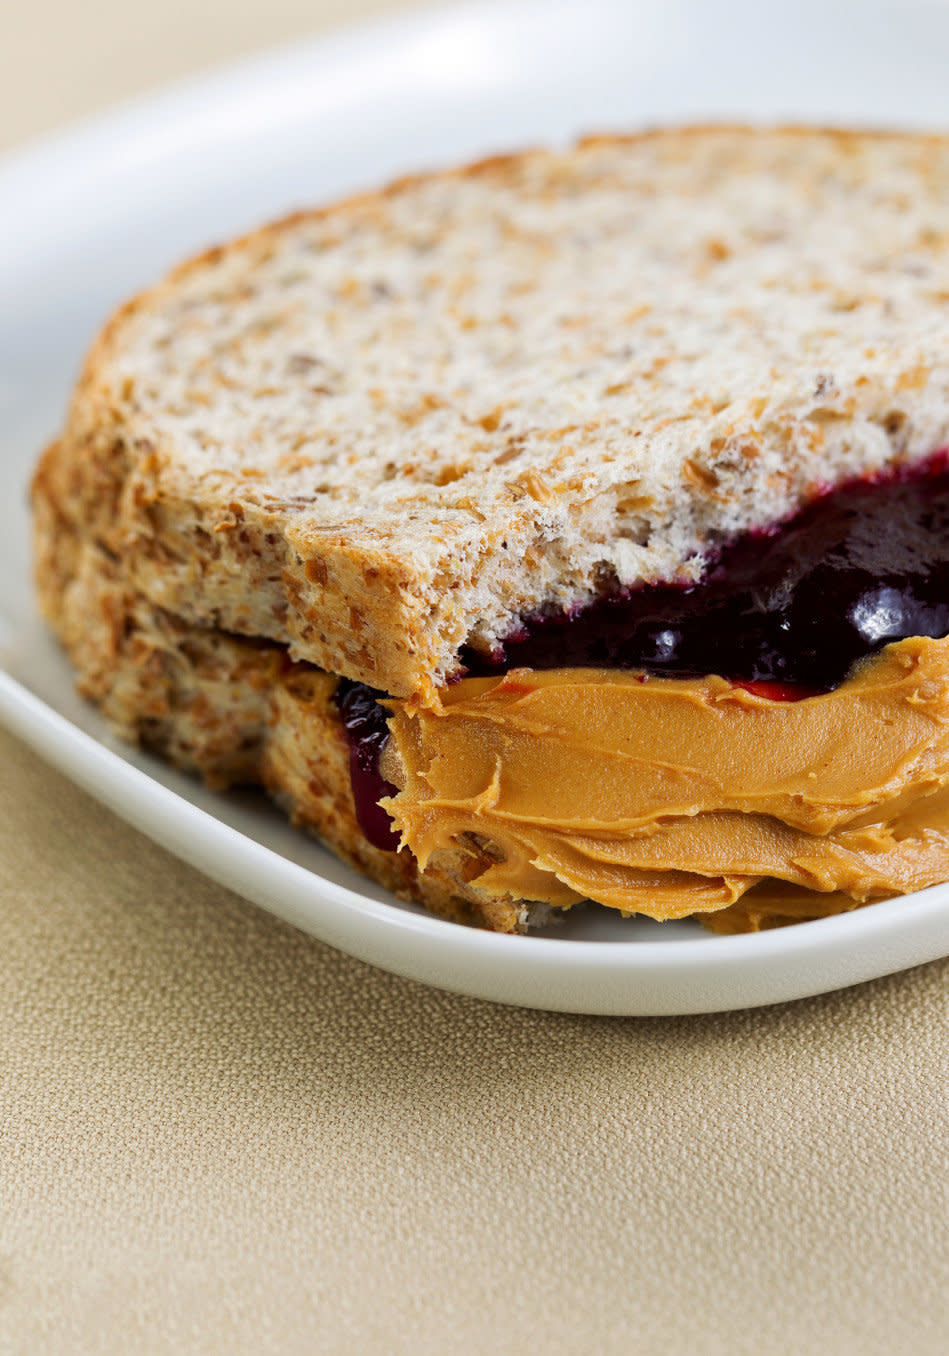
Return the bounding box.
[2,3,948,1352]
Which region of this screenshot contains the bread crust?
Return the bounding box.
[38,126,949,695]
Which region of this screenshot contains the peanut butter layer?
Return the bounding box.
[382,637,949,921]
[699,881,867,935]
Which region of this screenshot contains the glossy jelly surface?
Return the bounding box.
[335,679,400,850]
[464,457,949,691]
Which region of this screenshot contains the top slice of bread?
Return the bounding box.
[38,126,949,696]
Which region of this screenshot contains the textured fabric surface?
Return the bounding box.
[3,3,949,1352]
[2,724,948,1354]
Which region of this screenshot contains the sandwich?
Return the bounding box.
[32,125,949,934]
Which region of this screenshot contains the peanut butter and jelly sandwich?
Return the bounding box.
[34,126,949,932]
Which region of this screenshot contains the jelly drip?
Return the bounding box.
[335,679,400,851]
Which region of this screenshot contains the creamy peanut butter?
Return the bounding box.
[380,637,949,922]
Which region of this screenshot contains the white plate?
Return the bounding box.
[4,0,949,1014]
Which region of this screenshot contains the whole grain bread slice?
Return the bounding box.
[38,127,949,697]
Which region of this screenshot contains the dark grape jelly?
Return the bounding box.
[463,455,949,691]
[335,679,400,851]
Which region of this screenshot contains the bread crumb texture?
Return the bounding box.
[43,127,949,694]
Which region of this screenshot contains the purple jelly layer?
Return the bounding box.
[465,454,949,688]
[339,455,949,851]
[335,679,401,851]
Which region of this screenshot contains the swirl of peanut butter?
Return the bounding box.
[380,637,949,922]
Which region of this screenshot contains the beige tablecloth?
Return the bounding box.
[2,5,948,1352]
